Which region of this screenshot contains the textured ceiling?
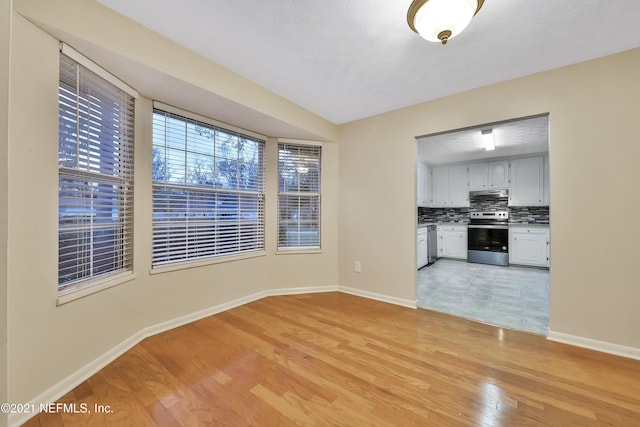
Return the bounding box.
[416,115,549,165]
[97,0,640,125]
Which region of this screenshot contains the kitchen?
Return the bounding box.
[416,114,550,335]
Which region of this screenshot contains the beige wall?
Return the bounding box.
[7,8,338,406]
[6,0,640,412]
[1,0,10,424]
[338,48,640,349]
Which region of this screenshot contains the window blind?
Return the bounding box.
[152,109,265,266]
[58,52,135,292]
[278,142,322,249]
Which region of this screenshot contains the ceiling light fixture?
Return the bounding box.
[407,0,484,45]
[482,129,495,151]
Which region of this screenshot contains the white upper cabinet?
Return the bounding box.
[488,160,509,188]
[509,156,545,206]
[424,154,548,208]
[417,162,427,206]
[432,165,469,207]
[468,160,508,191]
[543,154,550,205]
[424,163,433,206]
[432,166,449,206]
[468,163,488,190]
[417,162,434,207]
[449,165,469,206]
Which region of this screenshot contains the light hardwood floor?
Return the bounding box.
[24,292,640,426]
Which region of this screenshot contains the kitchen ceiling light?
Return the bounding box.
[482,129,495,151]
[407,0,484,45]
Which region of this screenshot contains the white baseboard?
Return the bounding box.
[547,330,640,361]
[8,329,145,427]
[269,285,339,296]
[10,284,409,427]
[143,290,271,337]
[339,286,418,309]
[144,286,339,338]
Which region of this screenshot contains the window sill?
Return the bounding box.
[150,250,267,275]
[276,247,323,255]
[57,271,137,306]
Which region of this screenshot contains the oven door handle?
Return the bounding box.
[468,224,509,229]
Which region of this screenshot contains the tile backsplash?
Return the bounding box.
[508,206,549,224]
[418,194,549,225]
[468,194,508,212]
[418,207,470,224]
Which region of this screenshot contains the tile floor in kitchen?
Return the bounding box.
[417,258,550,335]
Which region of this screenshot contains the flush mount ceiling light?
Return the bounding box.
[407,0,484,45]
[482,129,495,151]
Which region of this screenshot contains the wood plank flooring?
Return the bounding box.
[23,292,640,426]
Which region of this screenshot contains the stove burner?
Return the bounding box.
[469,211,509,225]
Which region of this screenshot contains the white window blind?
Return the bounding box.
[278,141,321,249]
[152,109,265,266]
[58,50,135,293]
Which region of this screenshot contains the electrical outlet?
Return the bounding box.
[354,261,362,273]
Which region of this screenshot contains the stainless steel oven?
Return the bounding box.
[467,211,509,266]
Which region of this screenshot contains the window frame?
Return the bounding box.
[57,43,138,304]
[277,139,322,253]
[151,102,266,270]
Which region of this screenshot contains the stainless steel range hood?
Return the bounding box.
[469,189,509,198]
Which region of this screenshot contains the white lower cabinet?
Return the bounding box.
[437,225,467,260]
[417,228,429,269]
[509,227,549,267]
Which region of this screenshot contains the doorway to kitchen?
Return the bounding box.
[415,114,551,335]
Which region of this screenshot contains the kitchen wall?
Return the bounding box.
[339,48,640,351]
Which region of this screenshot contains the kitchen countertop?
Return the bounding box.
[418,222,549,228]
[417,222,436,228]
[418,222,467,227]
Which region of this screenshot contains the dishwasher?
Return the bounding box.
[426,224,437,264]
